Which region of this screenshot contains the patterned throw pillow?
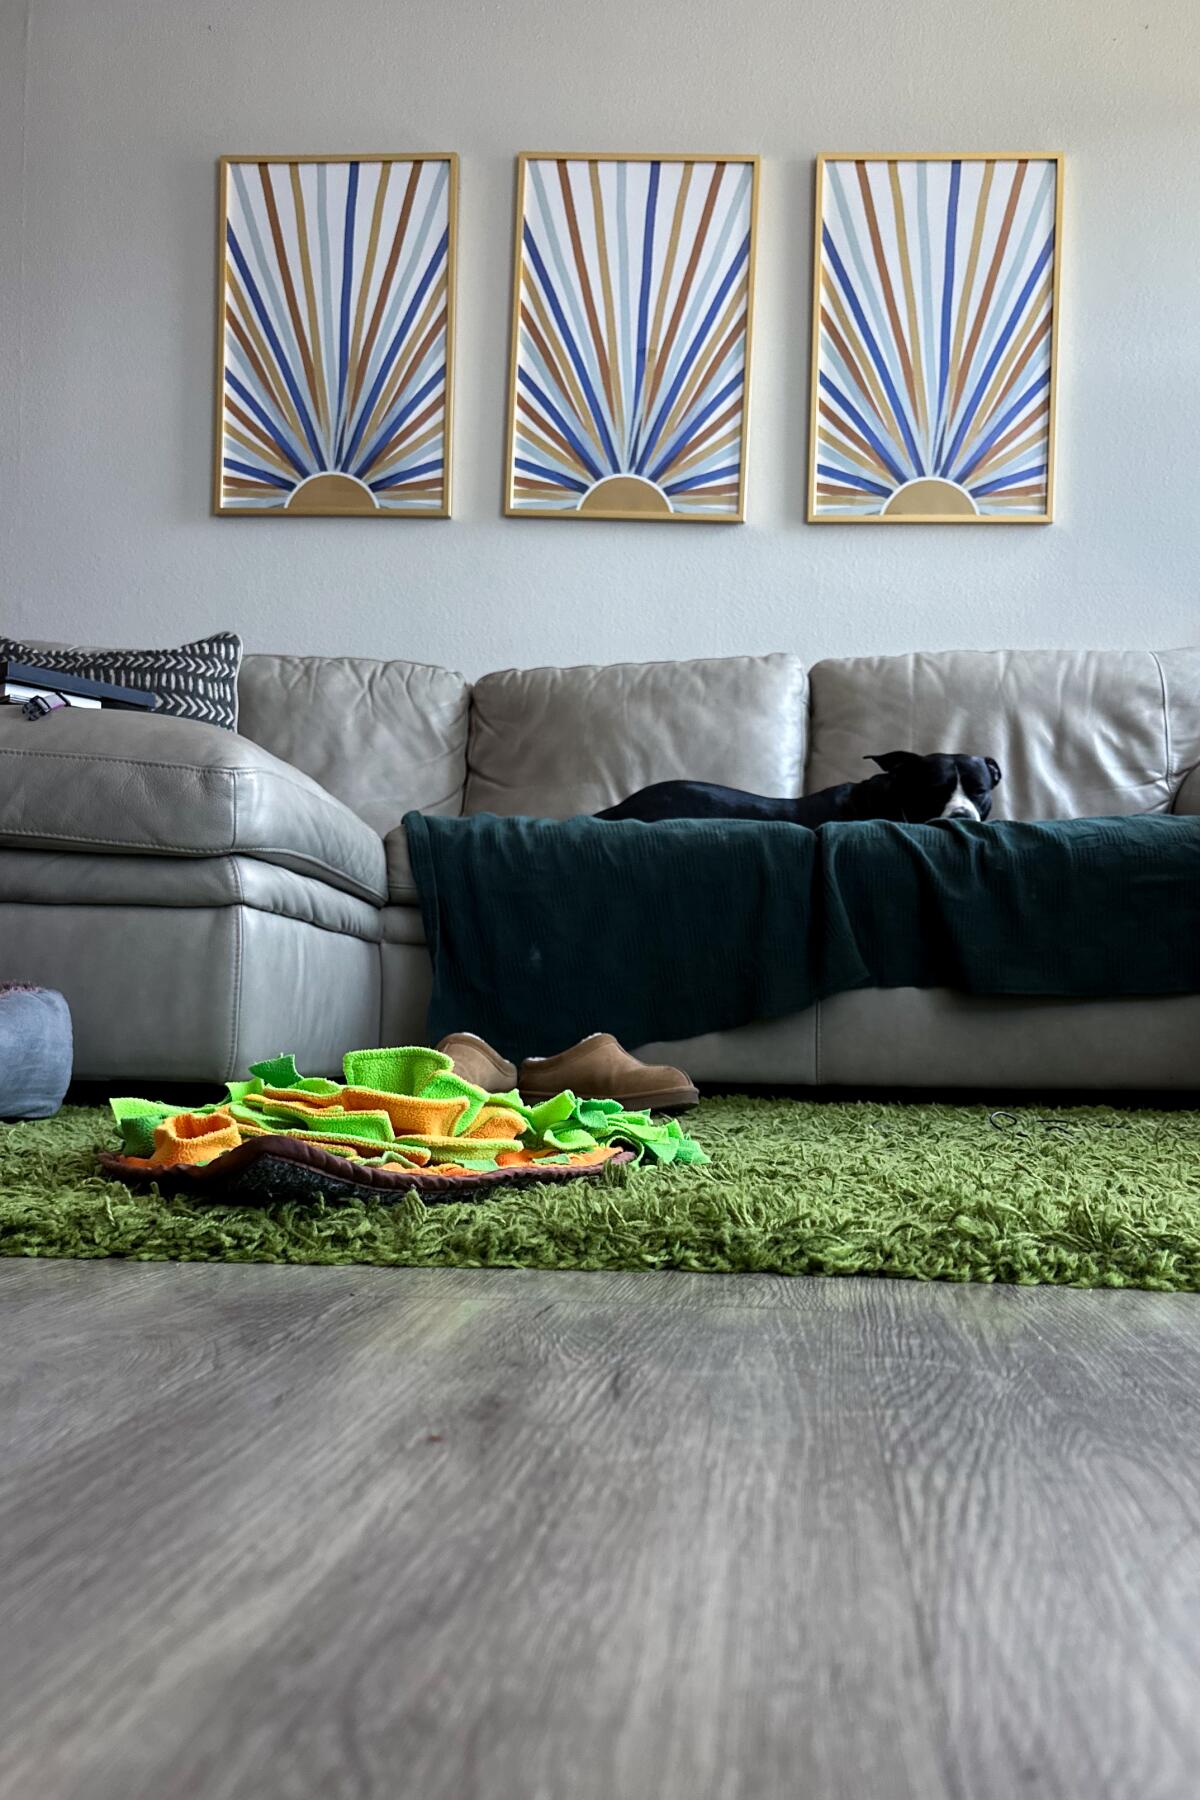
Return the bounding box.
[0,632,243,731]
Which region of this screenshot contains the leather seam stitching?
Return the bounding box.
[0,829,383,901]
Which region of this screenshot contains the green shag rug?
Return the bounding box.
[2,1098,1200,1288]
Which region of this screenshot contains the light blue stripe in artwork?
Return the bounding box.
[658,434,741,491]
[951,366,1051,483]
[939,237,1053,473]
[225,370,310,477]
[226,223,324,468]
[643,335,745,482]
[636,234,749,471]
[354,332,447,480]
[223,456,294,490]
[515,366,605,482]
[616,162,635,461]
[640,162,751,457]
[647,370,742,483]
[514,455,589,494]
[942,160,1056,449]
[969,462,1046,498]
[528,160,615,453]
[228,164,320,464]
[352,364,446,479]
[934,158,961,460]
[522,224,619,471]
[915,162,938,466]
[370,457,443,491]
[513,426,592,494]
[819,333,893,444]
[352,163,448,433]
[664,463,740,496]
[316,164,338,465]
[342,228,448,469]
[826,161,915,452]
[821,228,923,476]
[224,334,303,449]
[334,161,360,460]
[818,372,907,486]
[815,462,892,497]
[629,159,661,458]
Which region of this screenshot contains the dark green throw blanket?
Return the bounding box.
[404,813,1200,1061]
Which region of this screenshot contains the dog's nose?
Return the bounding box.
[945,806,975,819]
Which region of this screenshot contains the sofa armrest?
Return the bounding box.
[1172,766,1200,814]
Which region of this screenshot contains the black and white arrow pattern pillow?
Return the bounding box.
[0,632,243,731]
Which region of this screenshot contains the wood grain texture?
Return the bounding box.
[1,1263,1199,1800]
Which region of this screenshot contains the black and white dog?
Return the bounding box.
[596,752,1003,827]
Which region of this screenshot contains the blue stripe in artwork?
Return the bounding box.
[822,227,924,478]
[939,231,1054,473]
[952,368,1051,484]
[629,161,661,450]
[522,224,619,471]
[645,162,751,443]
[354,164,447,416]
[949,161,1056,440]
[225,371,311,478]
[816,462,893,497]
[352,367,445,479]
[818,373,907,487]
[225,224,325,470]
[969,463,1046,498]
[635,234,750,473]
[513,430,589,488]
[514,368,605,482]
[222,457,295,490]
[335,161,359,459]
[227,163,317,456]
[663,463,740,496]
[936,159,961,445]
[647,371,742,484]
[514,455,589,494]
[369,458,444,491]
[341,229,449,470]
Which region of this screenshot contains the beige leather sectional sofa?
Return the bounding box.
[2,646,1198,1086]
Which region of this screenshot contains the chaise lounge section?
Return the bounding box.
[1,645,1197,1086]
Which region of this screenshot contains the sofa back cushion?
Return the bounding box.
[237,655,469,835]
[805,648,1200,820]
[464,654,809,817]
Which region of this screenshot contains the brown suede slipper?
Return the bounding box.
[435,1033,518,1094]
[519,1033,700,1112]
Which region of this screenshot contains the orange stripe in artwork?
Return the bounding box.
[817,425,891,481]
[658,427,741,489]
[223,420,295,478]
[821,307,893,439]
[657,279,746,445]
[822,277,906,453]
[643,161,694,409]
[654,401,742,482]
[349,161,423,420]
[949,160,1028,420]
[379,477,444,495]
[521,283,606,461]
[968,413,1049,485]
[222,477,289,493]
[960,302,1052,458]
[224,398,297,472]
[225,282,308,449]
[979,484,1046,499]
[289,163,330,437]
[887,162,928,438]
[516,393,592,477]
[557,159,614,418]
[855,160,920,429]
[588,162,625,445]
[354,278,447,456]
[257,163,320,419]
[816,483,879,499]
[817,399,890,474]
[356,307,447,476]
[346,161,393,422]
[368,418,445,478]
[645,162,725,417]
[363,392,445,478]
[946,161,995,426]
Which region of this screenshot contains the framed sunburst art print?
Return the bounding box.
[808,153,1063,523]
[504,153,761,522]
[214,154,458,517]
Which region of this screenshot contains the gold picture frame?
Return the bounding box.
[504,152,761,523]
[807,152,1063,524]
[213,152,459,518]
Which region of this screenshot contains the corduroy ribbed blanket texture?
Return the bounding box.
[404,812,1200,1062]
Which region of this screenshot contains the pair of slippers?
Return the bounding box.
[436,1031,700,1113]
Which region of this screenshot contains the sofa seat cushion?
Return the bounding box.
[465,653,809,817]
[0,849,382,941]
[0,708,386,905]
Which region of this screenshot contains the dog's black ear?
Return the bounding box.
[865,751,920,772]
[985,757,1002,788]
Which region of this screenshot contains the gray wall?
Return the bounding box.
[3,0,1197,677]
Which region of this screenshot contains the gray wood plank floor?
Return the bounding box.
[2,1263,1200,1800]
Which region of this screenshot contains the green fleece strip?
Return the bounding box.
[342,1046,452,1093]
